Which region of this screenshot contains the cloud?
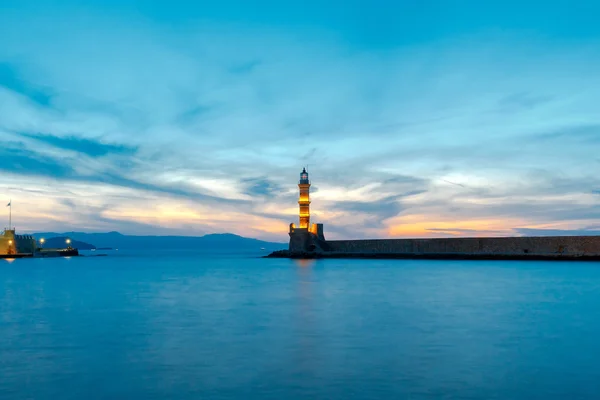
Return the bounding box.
[241,177,284,197]
[89,172,247,205]
[0,140,246,207]
[382,175,427,186]
[332,189,427,229]
[533,124,600,144]
[175,105,214,126]
[18,132,137,157]
[334,195,403,220]
[514,228,600,236]
[0,142,75,178]
[0,62,53,106]
[497,92,555,112]
[229,60,261,75]
[427,228,506,235]
[301,147,318,161]
[440,179,466,188]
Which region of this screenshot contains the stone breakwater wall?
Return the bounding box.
[323,236,600,257]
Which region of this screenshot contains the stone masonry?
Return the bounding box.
[324,235,600,257]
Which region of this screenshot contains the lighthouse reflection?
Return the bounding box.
[293,258,315,268]
[292,258,318,382]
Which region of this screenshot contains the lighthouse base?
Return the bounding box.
[288,225,327,253]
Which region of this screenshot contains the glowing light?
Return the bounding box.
[66,239,71,244]
[40,238,45,244]
[8,240,12,245]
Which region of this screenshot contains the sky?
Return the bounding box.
[1,0,600,241]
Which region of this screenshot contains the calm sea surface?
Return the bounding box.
[1,250,600,399]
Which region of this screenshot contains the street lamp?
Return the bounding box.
[66,238,71,249]
[40,238,45,248]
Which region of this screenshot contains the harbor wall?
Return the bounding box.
[324,236,600,257]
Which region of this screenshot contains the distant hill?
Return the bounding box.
[43,237,96,250]
[31,231,286,251]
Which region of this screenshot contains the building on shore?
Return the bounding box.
[2,201,79,258]
[0,229,36,255]
[279,168,600,260]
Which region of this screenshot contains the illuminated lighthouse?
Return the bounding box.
[298,167,311,229]
[289,167,324,252]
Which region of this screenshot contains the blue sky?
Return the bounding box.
[1,0,599,240]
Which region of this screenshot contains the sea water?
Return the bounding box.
[1,250,600,399]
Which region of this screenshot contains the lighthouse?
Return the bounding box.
[298,167,311,229]
[288,168,324,252]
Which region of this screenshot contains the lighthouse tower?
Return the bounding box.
[289,167,325,252]
[298,167,311,229]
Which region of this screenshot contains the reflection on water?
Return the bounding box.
[1,252,600,399]
[294,257,316,383]
[293,259,315,268]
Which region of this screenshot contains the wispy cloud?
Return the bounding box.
[0,143,75,177]
[241,177,284,197]
[514,228,600,237]
[533,124,600,143]
[18,132,137,157]
[0,62,54,106]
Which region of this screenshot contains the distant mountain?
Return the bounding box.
[43,237,96,250]
[31,231,286,251]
